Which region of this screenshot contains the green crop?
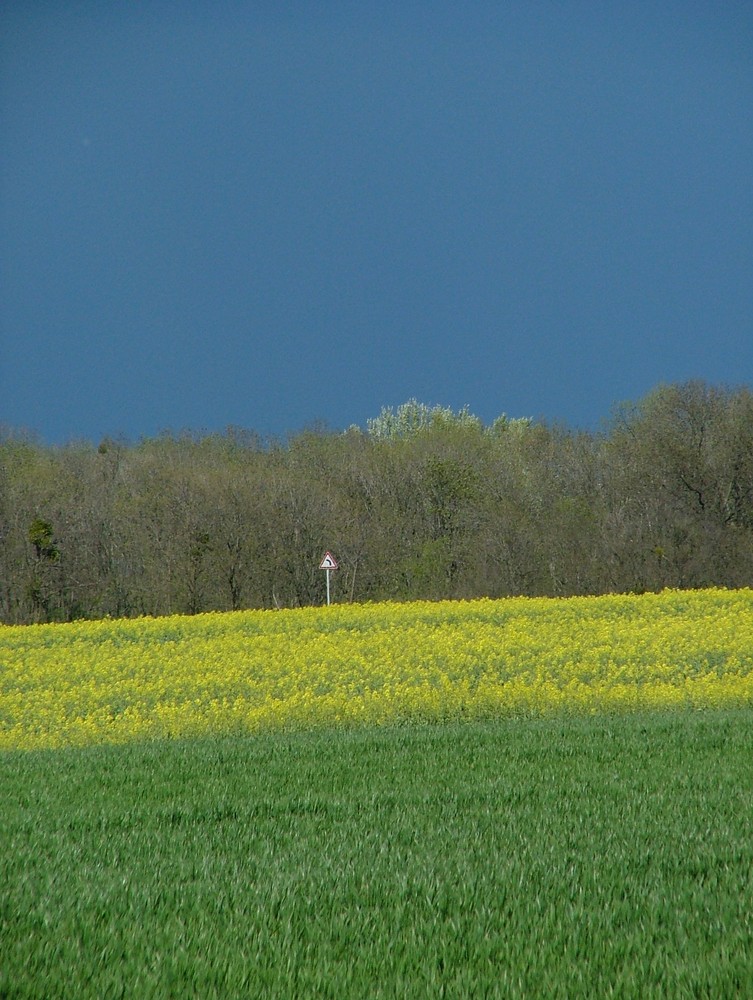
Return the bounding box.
[2,711,752,997]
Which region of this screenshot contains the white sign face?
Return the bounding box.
[319,551,338,570]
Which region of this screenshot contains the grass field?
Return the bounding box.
[2,712,752,998]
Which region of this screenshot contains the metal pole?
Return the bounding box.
[326,568,331,606]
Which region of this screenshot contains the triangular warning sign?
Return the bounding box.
[319,551,338,570]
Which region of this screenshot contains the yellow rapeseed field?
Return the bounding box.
[1,589,752,751]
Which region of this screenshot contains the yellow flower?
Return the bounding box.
[1,588,752,750]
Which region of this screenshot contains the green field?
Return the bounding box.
[2,710,752,998]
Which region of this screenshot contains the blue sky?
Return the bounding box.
[2,1,752,443]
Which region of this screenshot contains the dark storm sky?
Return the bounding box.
[2,1,752,443]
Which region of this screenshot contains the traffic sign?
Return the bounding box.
[319,551,338,570]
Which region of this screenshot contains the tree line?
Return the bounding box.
[1,380,752,624]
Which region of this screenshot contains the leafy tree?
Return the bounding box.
[367,400,483,440]
[28,517,58,562]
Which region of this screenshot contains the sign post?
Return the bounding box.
[319,551,338,606]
